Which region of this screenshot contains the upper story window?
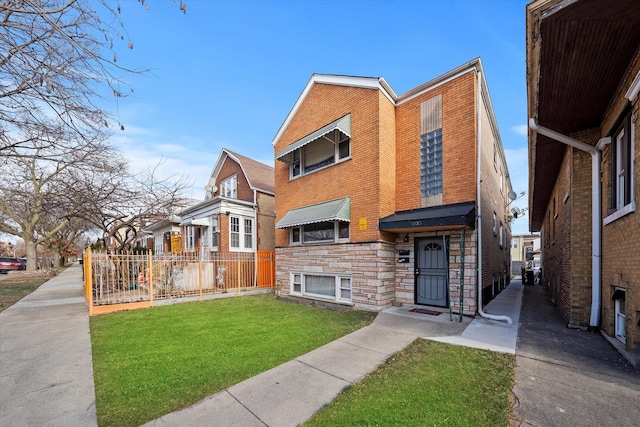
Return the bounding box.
[420,94,443,200]
[275,115,351,180]
[289,129,350,178]
[611,112,633,211]
[420,129,443,196]
[221,175,237,199]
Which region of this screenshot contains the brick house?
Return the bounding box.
[179,149,275,256]
[527,0,640,356]
[272,59,513,316]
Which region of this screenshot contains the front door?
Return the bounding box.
[415,237,448,307]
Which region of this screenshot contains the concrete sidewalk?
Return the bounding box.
[0,263,97,427]
[144,282,522,427]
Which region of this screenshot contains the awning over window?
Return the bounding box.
[378,201,476,232]
[276,197,351,228]
[275,114,351,162]
[179,217,209,226]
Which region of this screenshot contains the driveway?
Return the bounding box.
[511,283,640,426]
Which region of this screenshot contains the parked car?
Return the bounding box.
[0,257,25,274]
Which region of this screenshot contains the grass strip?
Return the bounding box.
[90,294,375,427]
[0,273,54,312]
[305,339,515,427]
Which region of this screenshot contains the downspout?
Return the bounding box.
[253,190,258,287]
[528,118,609,328]
[477,69,513,324]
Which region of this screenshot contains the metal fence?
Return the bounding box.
[83,248,275,315]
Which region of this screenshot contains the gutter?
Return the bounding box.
[528,118,610,327]
[477,68,513,325]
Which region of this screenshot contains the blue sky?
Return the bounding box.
[108,0,530,234]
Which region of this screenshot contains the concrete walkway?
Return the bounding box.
[0,265,523,427]
[0,263,97,426]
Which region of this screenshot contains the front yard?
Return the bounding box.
[91,293,515,427]
[90,294,375,426]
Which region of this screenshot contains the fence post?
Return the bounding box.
[237,252,241,296]
[148,250,154,304]
[199,260,203,301]
[85,248,93,316]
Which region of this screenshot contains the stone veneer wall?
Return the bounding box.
[276,241,396,311]
[394,230,478,316]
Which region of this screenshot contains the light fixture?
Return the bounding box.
[403,234,409,242]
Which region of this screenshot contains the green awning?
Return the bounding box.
[275,114,351,162]
[276,197,351,228]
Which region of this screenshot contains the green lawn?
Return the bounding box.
[90,294,375,427]
[304,339,515,427]
[0,271,57,313]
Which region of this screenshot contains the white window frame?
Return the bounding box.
[499,222,504,247]
[185,226,196,251]
[614,288,626,344]
[221,175,238,199]
[492,212,497,235]
[289,271,352,303]
[605,112,636,225]
[229,215,253,252]
[154,235,163,255]
[290,130,350,179]
[289,221,350,245]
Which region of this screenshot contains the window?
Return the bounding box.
[610,111,634,212]
[290,272,352,302]
[221,175,237,199]
[185,226,195,251]
[290,221,350,244]
[230,217,240,248]
[499,222,503,247]
[613,288,626,344]
[511,240,518,249]
[154,235,163,254]
[289,129,350,178]
[244,219,253,249]
[420,129,443,196]
[229,216,253,251]
[492,212,497,234]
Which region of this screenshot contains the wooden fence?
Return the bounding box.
[83,248,275,316]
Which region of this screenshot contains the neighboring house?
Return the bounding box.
[179,148,275,257]
[272,59,513,315]
[141,215,182,255]
[510,234,540,275]
[527,0,640,356]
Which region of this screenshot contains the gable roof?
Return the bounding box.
[270,58,493,149]
[209,148,274,196]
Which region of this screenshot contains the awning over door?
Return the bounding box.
[179,217,209,226]
[275,114,351,162]
[379,201,475,232]
[276,197,351,228]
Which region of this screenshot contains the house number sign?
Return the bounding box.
[410,220,422,226]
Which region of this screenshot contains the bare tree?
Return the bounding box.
[0,123,126,269]
[0,1,189,265]
[1,1,186,153]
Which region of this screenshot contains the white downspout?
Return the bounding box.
[528,118,609,327]
[477,69,513,325]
